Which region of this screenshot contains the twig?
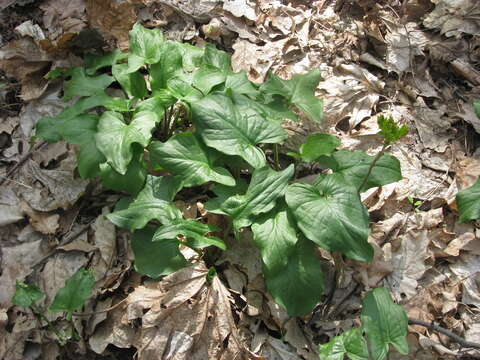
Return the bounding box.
[408,317,480,350]
[0,141,47,186]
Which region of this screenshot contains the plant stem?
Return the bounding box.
[274,144,280,171]
[357,144,387,192]
[31,304,66,344]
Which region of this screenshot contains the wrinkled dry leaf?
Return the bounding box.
[90,263,252,359]
[40,0,86,40]
[319,64,384,129]
[0,187,23,226]
[251,327,302,360]
[19,158,89,212]
[450,253,480,307]
[223,0,256,21]
[86,0,137,49]
[424,0,480,38]
[383,21,429,74]
[19,200,59,234]
[0,239,51,308]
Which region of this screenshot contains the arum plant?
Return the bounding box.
[35,23,408,337]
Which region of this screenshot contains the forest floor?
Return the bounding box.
[1,0,480,359]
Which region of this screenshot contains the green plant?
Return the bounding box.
[12,268,94,345]
[319,287,409,360]
[36,23,407,333]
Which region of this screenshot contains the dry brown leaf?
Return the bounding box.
[450,253,480,307]
[19,200,59,235]
[383,21,429,74]
[19,157,89,212]
[0,38,52,100]
[251,326,302,360]
[90,263,252,359]
[222,0,256,21]
[86,0,137,49]
[318,64,384,129]
[423,0,480,38]
[0,239,51,308]
[0,187,23,226]
[40,0,86,40]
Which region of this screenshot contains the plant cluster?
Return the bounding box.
[30,23,414,358]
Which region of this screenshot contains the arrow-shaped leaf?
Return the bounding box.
[49,268,95,314]
[286,175,373,262]
[206,165,294,230]
[149,133,234,187]
[456,177,480,223]
[106,175,183,231]
[260,69,323,123]
[361,287,409,360]
[191,93,287,168]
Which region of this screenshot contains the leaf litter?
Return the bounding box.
[1,0,480,359]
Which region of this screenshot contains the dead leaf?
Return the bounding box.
[450,253,480,307]
[19,200,60,234]
[0,239,51,308]
[223,0,256,21]
[40,0,86,40]
[251,326,303,360]
[423,0,480,38]
[0,187,24,226]
[19,158,89,212]
[318,64,384,129]
[86,0,137,49]
[91,263,252,359]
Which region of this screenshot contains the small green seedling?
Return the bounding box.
[378,114,409,146]
[12,268,95,345]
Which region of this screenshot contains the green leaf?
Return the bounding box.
[456,177,480,223]
[150,41,184,92]
[95,111,157,174]
[260,69,323,123]
[202,43,232,73]
[251,202,298,272]
[206,165,294,230]
[191,93,287,168]
[316,149,402,192]
[377,115,408,145]
[361,287,409,360]
[153,219,226,250]
[85,49,126,75]
[167,77,203,103]
[100,152,147,195]
[192,64,226,95]
[474,100,480,119]
[286,175,373,262]
[127,23,165,72]
[178,43,204,72]
[12,281,44,307]
[131,226,187,278]
[106,175,183,231]
[149,133,235,187]
[264,236,324,316]
[224,71,259,97]
[251,203,325,315]
[299,133,340,162]
[63,67,114,101]
[319,328,369,360]
[112,63,148,98]
[49,268,95,314]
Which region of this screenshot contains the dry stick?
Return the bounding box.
[0,141,47,186]
[408,317,480,350]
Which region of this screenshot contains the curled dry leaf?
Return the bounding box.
[423,0,480,38]
[19,158,89,212]
[0,239,51,308]
[90,263,253,359]
[40,0,86,40]
[318,64,384,129]
[19,200,60,235]
[86,0,137,49]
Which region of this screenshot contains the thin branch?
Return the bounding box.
[408,317,480,350]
